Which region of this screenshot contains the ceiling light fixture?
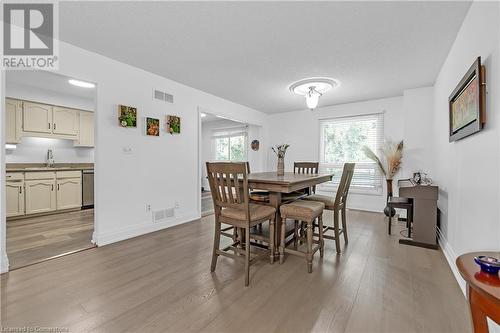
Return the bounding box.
[289,77,340,110]
[68,79,95,88]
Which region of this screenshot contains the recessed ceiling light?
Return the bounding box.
[200,113,207,117]
[68,79,95,88]
[289,77,340,110]
[5,144,17,150]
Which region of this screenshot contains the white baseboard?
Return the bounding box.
[0,252,9,274]
[95,212,199,246]
[436,227,466,296]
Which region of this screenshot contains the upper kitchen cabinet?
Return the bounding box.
[5,98,22,144]
[23,101,53,134]
[74,111,95,147]
[52,106,78,136]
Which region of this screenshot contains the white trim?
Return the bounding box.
[437,227,466,297]
[0,253,9,274]
[96,212,199,246]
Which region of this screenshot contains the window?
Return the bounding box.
[319,113,384,194]
[212,126,247,162]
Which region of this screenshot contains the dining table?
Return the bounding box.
[247,171,334,247]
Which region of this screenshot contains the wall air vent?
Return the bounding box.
[153,89,174,103]
[152,208,175,223]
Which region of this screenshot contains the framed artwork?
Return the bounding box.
[118,105,137,128]
[166,115,181,134]
[145,117,160,136]
[449,57,486,142]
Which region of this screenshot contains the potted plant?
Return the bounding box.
[362,140,403,217]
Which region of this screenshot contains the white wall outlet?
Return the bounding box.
[122,146,133,154]
[146,204,151,212]
[175,202,180,209]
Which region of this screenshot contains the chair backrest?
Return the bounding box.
[294,162,319,194]
[246,161,251,174]
[206,162,250,219]
[334,163,355,208]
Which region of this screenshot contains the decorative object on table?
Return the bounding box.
[412,172,422,184]
[145,117,160,136]
[118,105,137,128]
[272,144,290,176]
[362,140,404,217]
[474,255,500,275]
[449,56,486,142]
[251,139,260,151]
[165,115,181,134]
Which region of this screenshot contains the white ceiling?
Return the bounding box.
[6,70,96,100]
[59,1,471,113]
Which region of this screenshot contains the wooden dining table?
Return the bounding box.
[247,171,334,246]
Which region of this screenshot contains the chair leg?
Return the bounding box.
[211,221,221,272]
[279,217,286,264]
[341,207,348,244]
[269,218,275,264]
[293,220,299,249]
[244,227,250,287]
[407,207,412,238]
[306,221,313,273]
[333,209,341,253]
[318,215,324,258]
[388,207,392,235]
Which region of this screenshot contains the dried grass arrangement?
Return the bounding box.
[362,140,403,180]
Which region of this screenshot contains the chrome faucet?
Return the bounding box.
[46,149,55,167]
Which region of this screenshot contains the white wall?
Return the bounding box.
[430,1,500,291]
[267,96,405,212]
[0,71,8,273]
[6,137,94,164]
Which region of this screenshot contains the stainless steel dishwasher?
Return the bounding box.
[82,169,94,209]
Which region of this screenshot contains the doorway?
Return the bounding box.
[199,110,263,216]
[4,70,96,269]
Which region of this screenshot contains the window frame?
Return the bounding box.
[317,113,384,196]
[211,128,248,162]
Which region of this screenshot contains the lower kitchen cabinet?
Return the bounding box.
[6,181,25,217]
[56,177,82,210]
[25,180,57,214]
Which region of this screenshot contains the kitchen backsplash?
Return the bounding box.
[6,137,94,163]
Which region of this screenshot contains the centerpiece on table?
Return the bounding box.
[362,140,403,217]
[272,144,290,176]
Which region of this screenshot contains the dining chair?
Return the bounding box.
[206,162,276,286]
[387,197,413,236]
[303,163,355,253]
[246,161,271,203]
[279,200,325,273]
[281,162,320,204]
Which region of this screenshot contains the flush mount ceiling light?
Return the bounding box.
[289,77,340,110]
[68,79,95,88]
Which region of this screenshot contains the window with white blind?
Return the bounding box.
[319,113,384,194]
[211,126,248,162]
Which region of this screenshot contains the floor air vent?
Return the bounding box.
[153,89,174,103]
[153,208,175,223]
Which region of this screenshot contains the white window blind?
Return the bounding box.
[319,113,384,194]
[211,126,248,162]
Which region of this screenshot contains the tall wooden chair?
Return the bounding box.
[294,162,320,194]
[303,163,355,253]
[206,162,276,286]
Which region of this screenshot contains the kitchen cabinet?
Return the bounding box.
[25,172,56,214]
[23,102,53,134]
[75,111,94,147]
[56,171,82,210]
[6,173,25,217]
[5,98,22,144]
[52,106,78,136]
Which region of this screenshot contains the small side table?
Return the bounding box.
[456,252,500,333]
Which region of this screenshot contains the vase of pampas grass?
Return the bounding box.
[272,144,289,176]
[362,140,404,217]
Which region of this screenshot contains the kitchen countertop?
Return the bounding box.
[6,163,94,172]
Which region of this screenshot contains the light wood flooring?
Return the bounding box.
[6,209,94,269]
[1,210,471,332]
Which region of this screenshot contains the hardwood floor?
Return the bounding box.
[0,210,471,332]
[6,209,94,269]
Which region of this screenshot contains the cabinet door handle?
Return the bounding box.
[51,184,54,191]
[48,123,51,129]
[19,186,22,194]
[54,123,56,130]
[57,184,60,190]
